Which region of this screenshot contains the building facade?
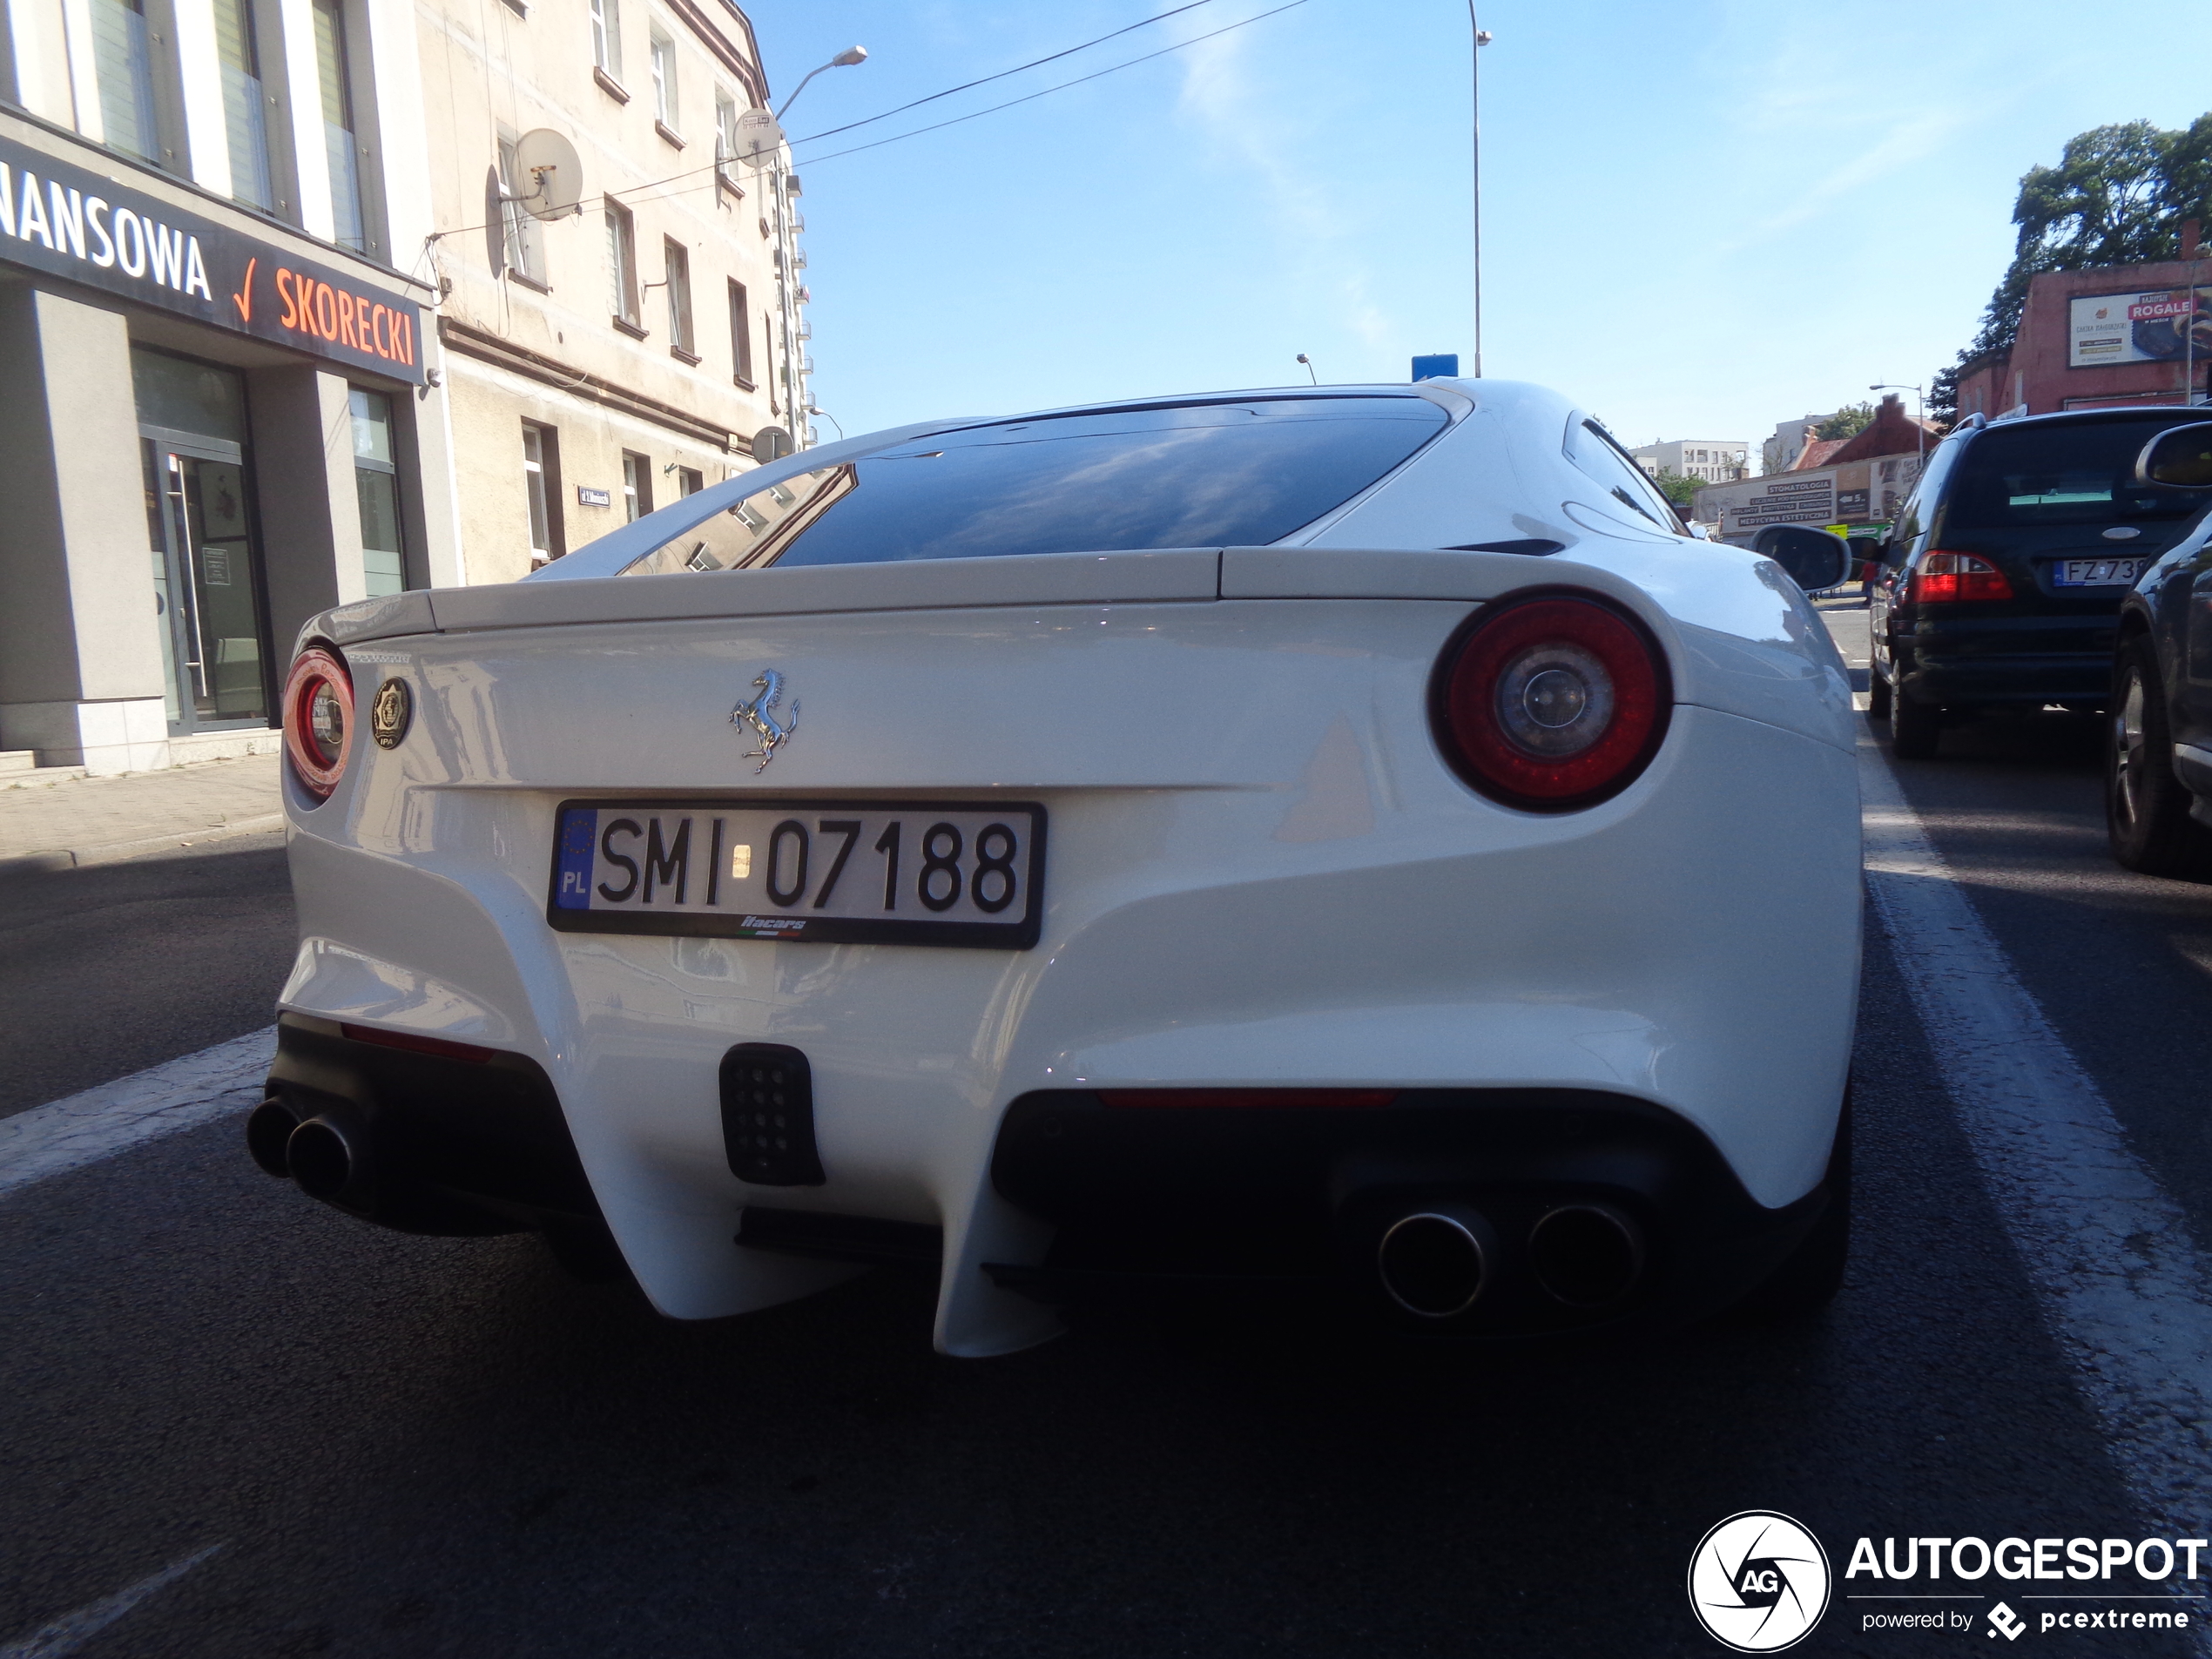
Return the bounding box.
[1952,255,2212,422]
[416,0,799,582]
[0,0,460,772]
[1761,415,1825,476]
[1629,437,1748,484]
[0,0,801,773]
[1694,395,1934,545]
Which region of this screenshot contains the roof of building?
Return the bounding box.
[1824,395,1940,466]
[1791,437,1849,471]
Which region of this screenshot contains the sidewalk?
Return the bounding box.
[0,753,284,873]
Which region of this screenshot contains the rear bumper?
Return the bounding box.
[1892,613,2120,707]
[274,700,1860,1355]
[258,1014,622,1271]
[987,1089,1829,1335]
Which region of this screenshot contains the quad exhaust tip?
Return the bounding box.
[1376,1206,1494,1319]
[246,1097,299,1177]
[1527,1203,1643,1307]
[286,1113,370,1204]
[246,1098,374,1208]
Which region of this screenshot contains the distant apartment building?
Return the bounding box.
[417,0,801,581]
[1630,438,1749,484]
[1762,415,1825,475]
[0,0,805,773]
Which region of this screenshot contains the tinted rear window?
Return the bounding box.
[1944,417,2212,531]
[619,396,1449,575]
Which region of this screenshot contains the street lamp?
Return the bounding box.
[767,46,864,449]
[779,46,867,120]
[1869,381,1926,465]
[806,404,843,440]
[1296,353,1318,385]
[1468,6,1493,377]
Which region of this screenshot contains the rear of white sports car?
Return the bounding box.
[253,381,1860,1355]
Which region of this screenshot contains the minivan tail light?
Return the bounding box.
[1429,592,1671,811]
[1912,551,2013,604]
[283,644,354,802]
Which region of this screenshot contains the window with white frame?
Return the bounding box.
[605,196,640,327]
[664,238,693,359]
[622,451,651,522]
[589,0,621,80]
[728,279,752,386]
[497,132,545,284]
[714,90,740,187]
[523,422,563,563]
[649,30,676,130]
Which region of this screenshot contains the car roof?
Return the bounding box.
[1980,405,2211,434]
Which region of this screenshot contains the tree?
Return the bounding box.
[1815,402,1875,442]
[1958,118,2209,367]
[1651,469,1702,509]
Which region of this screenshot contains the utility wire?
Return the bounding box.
[788,0,1219,146]
[422,0,1310,242]
[792,0,1312,167]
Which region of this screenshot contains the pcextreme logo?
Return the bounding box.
[1689,1511,1832,1652]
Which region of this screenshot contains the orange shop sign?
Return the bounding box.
[0,133,427,385]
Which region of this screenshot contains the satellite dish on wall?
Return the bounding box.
[512,129,583,220]
[732,108,786,171]
[752,425,793,462]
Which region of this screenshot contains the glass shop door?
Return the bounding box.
[142,433,273,732]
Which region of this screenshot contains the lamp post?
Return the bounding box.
[779,45,867,119]
[771,47,865,448]
[1869,381,1926,466]
[1296,353,1318,385]
[1468,6,1492,377]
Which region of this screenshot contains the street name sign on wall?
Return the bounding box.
[0,133,426,384]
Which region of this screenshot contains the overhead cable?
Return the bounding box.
[789,1,1220,146]
[792,0,1313,167]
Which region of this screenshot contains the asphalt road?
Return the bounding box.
[0,828,293,1118]
[2,642,2207,1656]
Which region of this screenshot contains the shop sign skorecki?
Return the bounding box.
[0,132,425,385]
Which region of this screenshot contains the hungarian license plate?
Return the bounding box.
[2054,556,2145,587]
[547,799,1045,948]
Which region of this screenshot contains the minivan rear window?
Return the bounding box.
[618,396,1449,576]
[1944,416,2212,531]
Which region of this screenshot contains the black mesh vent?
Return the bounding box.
[719,1043,825,1186]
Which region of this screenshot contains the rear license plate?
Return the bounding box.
[2054,557,2145,587]
[547,799,1045,949]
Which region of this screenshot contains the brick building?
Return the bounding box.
[1953,253,2212,421]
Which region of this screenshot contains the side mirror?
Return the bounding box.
[2138,422,2212,489]
[1752,523,1851,592]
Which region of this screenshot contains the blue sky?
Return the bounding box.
[745,0,2211,452]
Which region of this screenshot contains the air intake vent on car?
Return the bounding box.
[719,1043,826,1186]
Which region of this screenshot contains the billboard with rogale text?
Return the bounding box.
[2069,287,2212,368]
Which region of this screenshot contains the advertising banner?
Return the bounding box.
[0,133,426,384]
[2068,287,2212,368]
[1703,469,1838,539]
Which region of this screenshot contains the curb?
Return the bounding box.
[0,813,287,878]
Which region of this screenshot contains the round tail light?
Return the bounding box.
[283,645,354,803]
[1430,592,1671,811]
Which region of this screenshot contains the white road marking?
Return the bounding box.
[1861,739,2212,1565]
[0,1542,225,1659]
[0,1028,275,1201]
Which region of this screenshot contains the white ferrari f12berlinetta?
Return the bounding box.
[254,378,1861,1355]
